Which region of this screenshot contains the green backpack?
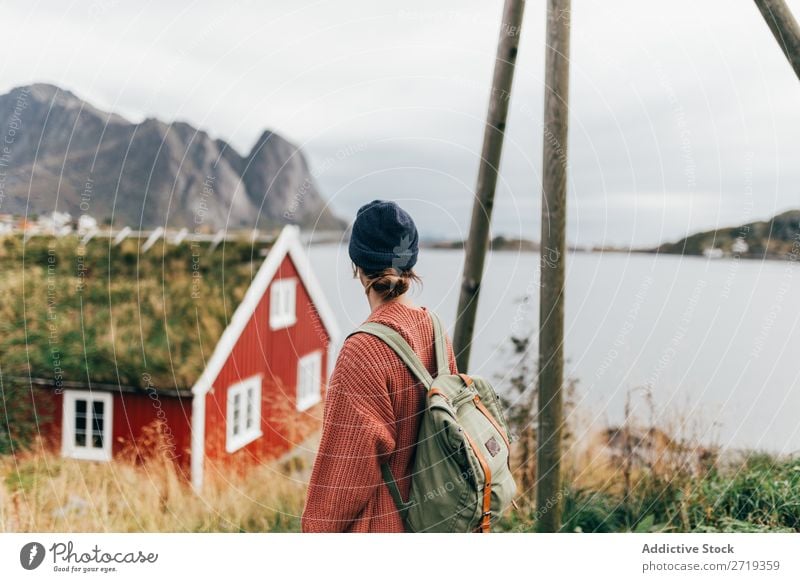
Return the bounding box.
[350,311,517,532]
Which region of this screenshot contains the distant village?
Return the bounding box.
[0,211,281,247]
[0,210,757,260]
[0,211,98,238]
[700,237,749,259]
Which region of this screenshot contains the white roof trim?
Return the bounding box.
[191,225,341,397]
[191,389,205,491]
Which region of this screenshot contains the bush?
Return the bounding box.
[680,454,800,532]
[500,453,800,533]
[0,382,52,455]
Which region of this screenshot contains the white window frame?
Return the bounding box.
[269,278,297,330]
[62,390,113,462]
[296,350,322,411]
[226,374,263,453]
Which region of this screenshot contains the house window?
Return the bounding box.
[269,278,297,329]
[62,390,113,461]
[297,351,322,411]
[226,375,263,453]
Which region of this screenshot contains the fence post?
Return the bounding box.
[753,0,800,80]
[453,0,526,372]
[536,0,571,533]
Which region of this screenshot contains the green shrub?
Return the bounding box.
[501,454,800,533]
[0,382,53,455]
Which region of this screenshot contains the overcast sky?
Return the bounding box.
[2,0,798,246]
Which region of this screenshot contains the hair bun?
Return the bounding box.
[363,268,419,300]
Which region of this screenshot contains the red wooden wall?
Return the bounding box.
[32,387,192,472]
[203,253,330,477]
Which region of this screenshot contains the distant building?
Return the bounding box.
[0,214,14,235]
[38,211,72,236]
[702,247,723,259]
[77,214,98,235]
[731,237,749,255]
[17,218,36,232]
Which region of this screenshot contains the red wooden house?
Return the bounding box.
[4,225,339,490]
[187,226,340,489]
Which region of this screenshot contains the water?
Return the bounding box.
[308,244,800,454]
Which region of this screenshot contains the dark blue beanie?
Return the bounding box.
[348,200,419,274]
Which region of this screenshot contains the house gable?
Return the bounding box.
[190,225,340,490]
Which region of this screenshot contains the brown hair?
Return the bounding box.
[352,264,421,300]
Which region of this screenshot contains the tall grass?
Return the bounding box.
[495,319,799,533]
[501,448,800,533]
[1,445,306,532]
[2,440,796,533]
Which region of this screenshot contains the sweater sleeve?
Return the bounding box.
[301,334,397,532]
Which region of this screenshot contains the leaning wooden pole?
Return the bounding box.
[753,0,800,80]
[453,0,526,372]
[536,0,571,533]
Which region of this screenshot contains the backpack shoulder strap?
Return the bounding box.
[429,311,450,377]
[349,322,434,387]
[348,311,451,525]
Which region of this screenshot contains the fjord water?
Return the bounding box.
[308,244,800,454]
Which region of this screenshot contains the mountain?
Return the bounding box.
[653,210,800,259]
[0,84,345,230]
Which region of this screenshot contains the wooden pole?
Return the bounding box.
[536,0,571,533]
[753,0,800,80]
[453,0,526,372]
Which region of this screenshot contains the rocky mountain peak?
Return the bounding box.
[0,84,345,231]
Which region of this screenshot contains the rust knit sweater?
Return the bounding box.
[301,300,458,532]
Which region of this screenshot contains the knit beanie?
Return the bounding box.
[348,200,419,274]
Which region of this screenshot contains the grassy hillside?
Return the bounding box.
[0,235,271,391]
[654,209,800,259]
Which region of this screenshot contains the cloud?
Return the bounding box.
[1,0,798,245]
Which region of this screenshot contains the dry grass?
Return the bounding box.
[0,444,307,532]
[501,415,799,533]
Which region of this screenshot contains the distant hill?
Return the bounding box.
[653,210,800,259]
[426,235,540,252]
[0,84,345,230]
